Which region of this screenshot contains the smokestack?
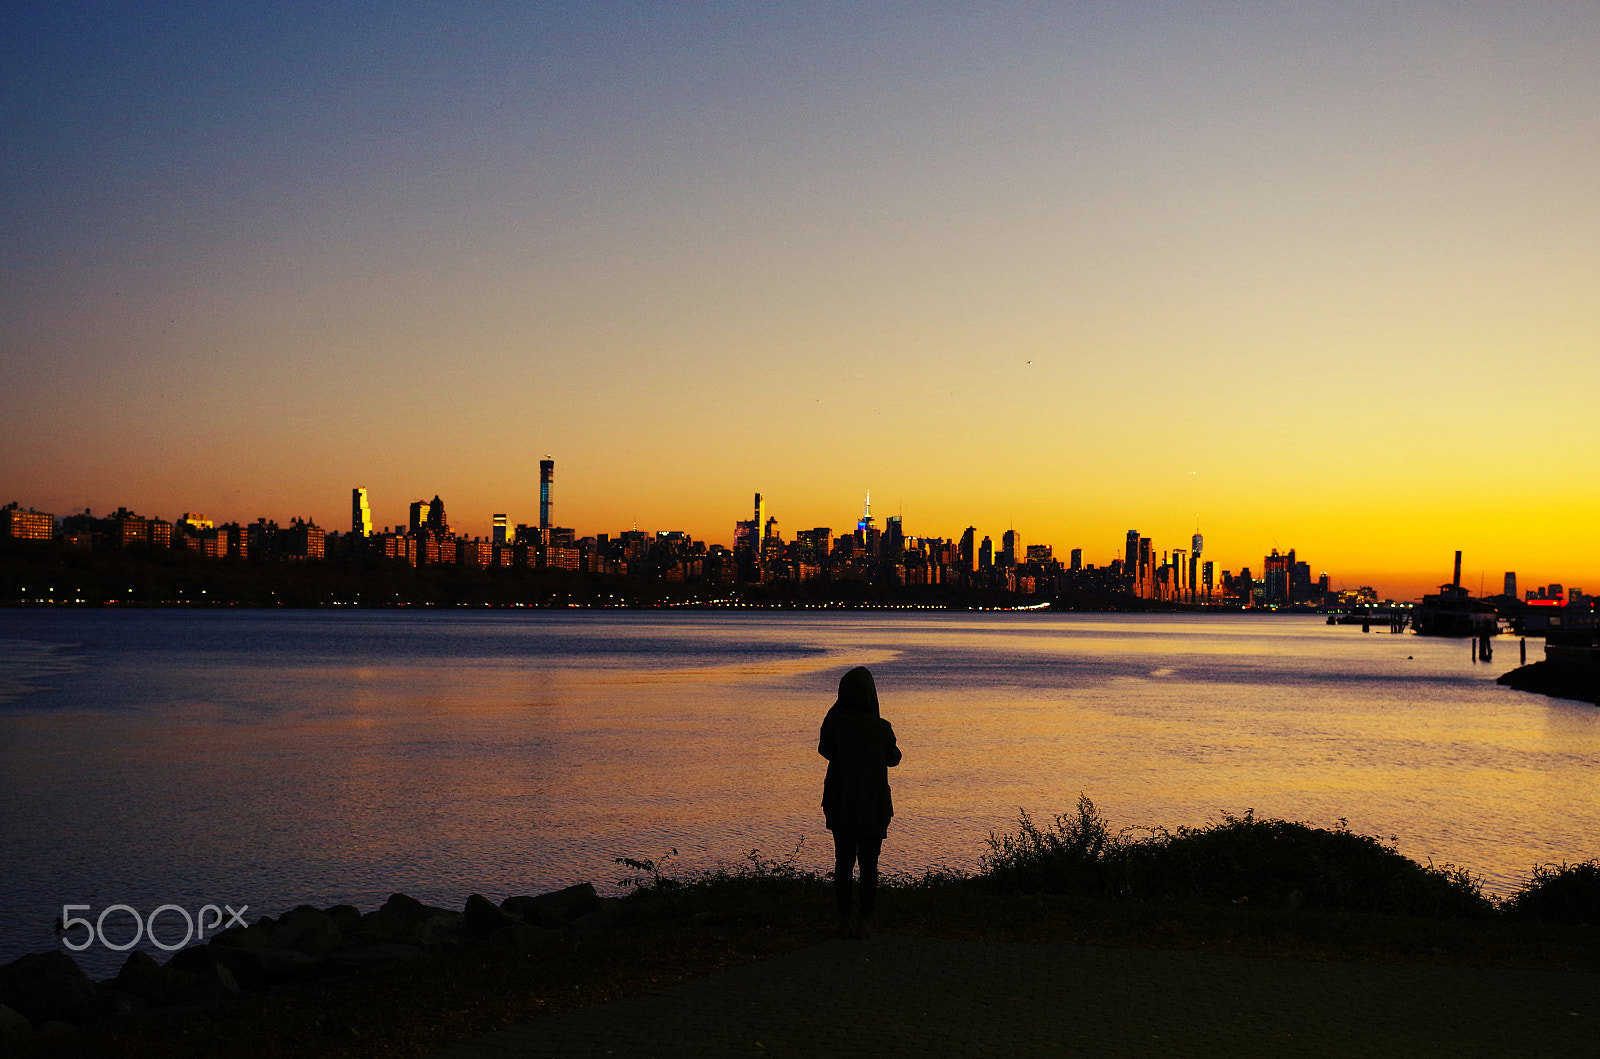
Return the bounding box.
[1453,550,1462,588]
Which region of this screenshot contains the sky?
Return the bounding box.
[4,1,1598,600]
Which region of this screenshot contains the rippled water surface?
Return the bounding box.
[2,608,1597,974]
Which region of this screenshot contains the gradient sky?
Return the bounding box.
[4,2,1598,600]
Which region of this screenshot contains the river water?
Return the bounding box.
[2,608,1597,975]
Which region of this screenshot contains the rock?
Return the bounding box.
[1498,661,1600,704]
[181,961,241,1003]
[327,943,425,971]
[464,893,524,939]
[377,892,432,923]
[199,915,326,987]
[62,989,147,1025]
[30,1020,76,1038]
[166,944,225,978]
[203,960,240,995]
[0,1003,32,1041]
[501,883,602,929]
[275,905,342,955]
[325,904,362,934]
[207,941,321,987]
[361,893,447,943]
[211,918,285,953]
[560,897,626,935]
[464,894,556,949]
[112,950,199,1006]
[0,951,97,1028]
[417,910,469,947]
[505,922,560,950]
[150,960,240,1014]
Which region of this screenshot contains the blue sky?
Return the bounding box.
[5,2,1599,596]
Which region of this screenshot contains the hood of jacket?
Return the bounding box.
[834,666,879,717]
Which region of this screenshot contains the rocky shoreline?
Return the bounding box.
[0,883,612,1045]
[1496,660,1600,705]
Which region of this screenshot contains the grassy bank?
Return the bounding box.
[12,803,1599,1058]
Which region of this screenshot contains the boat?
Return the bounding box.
[1412,583,1498,637]
[1412,551,1499,637]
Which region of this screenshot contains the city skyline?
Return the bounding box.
[5,4,1598,604]
[3,474,1581,605]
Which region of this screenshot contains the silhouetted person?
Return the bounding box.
[819,666,901,939]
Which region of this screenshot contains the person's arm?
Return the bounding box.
[818,718,834,760]
[883,721,902,767]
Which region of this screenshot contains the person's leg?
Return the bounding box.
[832,833,857,931]
[856,836,883,936]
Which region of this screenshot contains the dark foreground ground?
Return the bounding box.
[434,933,1598,1058]
[8,882,1598,1058]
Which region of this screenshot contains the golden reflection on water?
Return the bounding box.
[582,648,901,686]
[2,607,1598,973]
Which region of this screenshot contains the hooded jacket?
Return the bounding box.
[818,666,902,837]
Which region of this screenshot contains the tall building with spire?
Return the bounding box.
[1190,531,1204,601]
[853,492,878,555]
[539,458,554,531]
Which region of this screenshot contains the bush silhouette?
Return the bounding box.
[1501,860,1600,924]
[982,797,1492,918]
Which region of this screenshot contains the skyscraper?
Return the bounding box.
[884,515,904,559]
[1263,548,1297,606]
[959,527,977,572]
[352,488,373,537]
[492,514,509,545]
[795,527,831,565]
[426,495,449,535]
[854,492,872,537]
[539,458,554,531]
[408,499,431,535]
[1190,532,1203,601]
[1504,572,1517,599]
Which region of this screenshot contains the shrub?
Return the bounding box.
[981,795,1117,894]
[1501,860,1600,924]
[614,837,829,914]
[1121,812,1491,918]
[979,799,1493,919]
[614,849,684,892]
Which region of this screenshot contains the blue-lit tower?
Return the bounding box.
[539,457,554,531]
